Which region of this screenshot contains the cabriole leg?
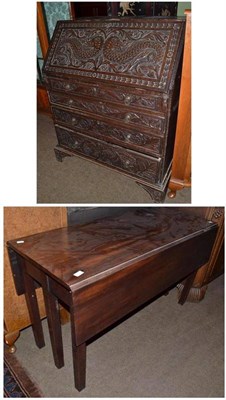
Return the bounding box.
[4,330,20,353]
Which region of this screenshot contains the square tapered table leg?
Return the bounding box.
[22,270,45,349]
[42,285,64,369]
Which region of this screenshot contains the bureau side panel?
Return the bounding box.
[72,229,217,345]
[161,55,183,177]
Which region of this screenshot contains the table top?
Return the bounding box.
[7,208,217,291]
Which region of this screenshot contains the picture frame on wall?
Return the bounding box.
[108,2,178,17]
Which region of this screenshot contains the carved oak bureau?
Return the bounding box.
[43,18,185,202]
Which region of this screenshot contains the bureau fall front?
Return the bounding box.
[43,18,185,202]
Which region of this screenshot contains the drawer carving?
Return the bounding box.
[50,92,165,133]
[53,107,163,155]
[56,127,160,183]
[48,78,167,112]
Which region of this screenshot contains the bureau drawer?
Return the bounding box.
[49,91,165,134]
[55,126,161,184]
[47,77,168,113]
[52,107,163,157]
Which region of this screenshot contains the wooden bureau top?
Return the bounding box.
[43,17,185,91]
[7,209,217,291]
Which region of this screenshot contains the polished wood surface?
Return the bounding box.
[7,208,217,290]
[7,208,218,391]
[43,18,185,202]
[37,84,51,115]
[37,3,49,58]
[168,10,191,198]
[4,207,67,352]
[37,3,51,114]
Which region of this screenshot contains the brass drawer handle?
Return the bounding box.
[126,133,132,141]
[99,102,105,112]
[93,87,99,95]
[125,95,132,105]
[125,113,131,123]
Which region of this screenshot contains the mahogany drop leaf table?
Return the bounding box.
[7,208,217,391]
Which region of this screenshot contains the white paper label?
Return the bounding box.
[73,270,84,277]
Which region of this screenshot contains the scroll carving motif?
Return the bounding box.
[52,28,168,78]
[44,20,184,89]
[56,127,159,182]
[53,108,162,155]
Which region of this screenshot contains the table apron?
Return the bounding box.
[24,262,73,308]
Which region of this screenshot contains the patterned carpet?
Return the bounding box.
[4,350,43,397]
